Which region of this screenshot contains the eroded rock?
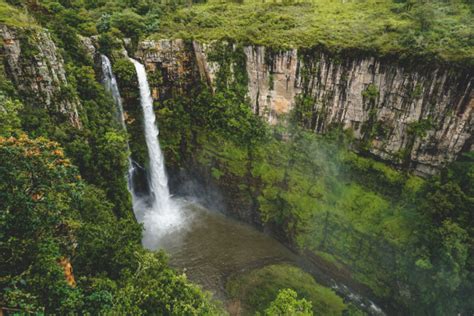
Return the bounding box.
[0,25,82,128]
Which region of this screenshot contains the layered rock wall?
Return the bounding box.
[0,25,81,128]
[137,40,473,175]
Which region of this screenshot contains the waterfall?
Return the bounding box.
[100,55,136,195]
[130,58,182,245]
[101,55,127,129]
[101,54,183,246]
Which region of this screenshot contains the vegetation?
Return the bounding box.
[0,0,35,27]
[226,264,345,315]
[156,0,474,65]
[0,0,472,314]
[0,93,22,136]
[0,135,222,314]
[4,0,473,65]
[265,288,313,316]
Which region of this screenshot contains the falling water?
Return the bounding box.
[130,58,182,245]
[101,55,127,129]
[100,55,136,195]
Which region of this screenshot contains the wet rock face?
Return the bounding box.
[136,39,202,101]
[137,39,473,176]
[292,50,472,176]
[245,47,299,124]
[0,25,81,128]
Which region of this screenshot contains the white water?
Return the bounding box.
[101,55,127,129]
[100,55,136,195]
[130,58,183,247]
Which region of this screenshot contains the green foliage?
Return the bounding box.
[63,62,132,217]
[73,185,141,279]
[111,251,223,315]
[7,0,166,47]
[111,10,146,43]
[0,0,35,27]
[361,84,379,104]
[0,135,84,313]
[0,92,22,136]
[343,151,408,197]
[399,155,474,314]
[195,88,267,146]
[155,0,474,64]
[0,135,223,314]
[97,31,123,55]
[407,118,434,138]
[227,264,345,315]
[265,288,313,316]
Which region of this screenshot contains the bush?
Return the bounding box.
[226,264,345,315]
[265,288,313,316]
[111,10,146,42]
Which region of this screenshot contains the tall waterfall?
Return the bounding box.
[100,55,136,194]
[130,58,182,245]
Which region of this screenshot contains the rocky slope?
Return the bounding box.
[0,25,81,128]
[136,39,473,176]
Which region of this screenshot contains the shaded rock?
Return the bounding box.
[0,25,81,128]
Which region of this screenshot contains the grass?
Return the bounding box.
[226,263,346,315]
[154,0,473,64]
[0,0,36,28]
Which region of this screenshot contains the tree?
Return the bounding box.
[265,289,313,316]
[0,135,84,313]
[0,93,22,137]
[111,10,146,43]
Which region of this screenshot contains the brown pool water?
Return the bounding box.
[144,199,385,315]
[148,201,299,299]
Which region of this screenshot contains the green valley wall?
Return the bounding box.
[136,39,473,176]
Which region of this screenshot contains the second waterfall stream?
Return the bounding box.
[129,58,184,247]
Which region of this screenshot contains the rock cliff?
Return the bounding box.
[0,25,81,128]
[136,39,473,176]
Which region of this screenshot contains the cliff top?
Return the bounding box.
[0,0,36,28]
[153,0,473,65]
[1,0,472,66]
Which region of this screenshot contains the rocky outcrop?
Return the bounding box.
[136,39,473,176]
[0,25,81,128]
[245,47,299,124]
[136,39,202,101]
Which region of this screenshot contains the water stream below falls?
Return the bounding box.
[154,201,299,299]
[147,200,384,315]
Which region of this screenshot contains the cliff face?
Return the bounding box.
[248,47,473,176]
[136,40,202,100]
[0,25,81,128]
[137,40,473,175]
